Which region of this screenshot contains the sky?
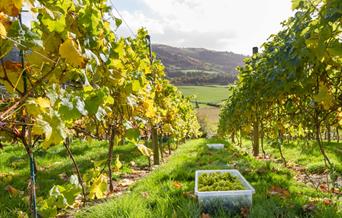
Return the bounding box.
[111,0,294,55]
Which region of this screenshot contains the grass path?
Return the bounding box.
[77,139,341,218]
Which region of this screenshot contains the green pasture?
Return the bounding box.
[178,85,230,105]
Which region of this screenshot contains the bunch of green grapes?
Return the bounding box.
[198,172,244,192]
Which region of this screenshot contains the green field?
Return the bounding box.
[178,85,230,104]
[177,85,230,137]
[177,85,231,136]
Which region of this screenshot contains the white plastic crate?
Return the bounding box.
[195,169,255,213]
[207,143,224,149]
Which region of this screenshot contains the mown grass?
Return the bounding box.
[77,139,341,218]
[239,138,342,174]
[0,140,149,217]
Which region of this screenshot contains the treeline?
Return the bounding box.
[168,71,236,85]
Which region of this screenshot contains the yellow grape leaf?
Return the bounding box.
[25,47,48,67]
[0,22,6,39]
[36,97,51,108]
[59,38,85,67]
[17,211,29,218]
[0,65,25,93]
[313,83,334,110]
[32,122,44,135]
[163,123,173,134]
[0,0,23,16]
[26,97,50,116]
[89,174,107,199]
[12,0,23,9]
[114,155,122,171]
[40,114,66,149]
[337,110,342,126]
[243,125,252,133]
[136,144,153,157]
[143,99,156,118]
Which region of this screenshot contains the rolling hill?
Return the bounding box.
[153,44,246,85]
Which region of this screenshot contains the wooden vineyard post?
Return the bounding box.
[151,127,160,165]
[252,47,259,156]
[146,35,160,165]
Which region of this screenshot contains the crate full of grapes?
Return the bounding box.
[195,169,255,214]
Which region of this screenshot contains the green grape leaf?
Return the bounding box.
[313,83,334,110]
[41,11,66,33]
[35,112,67,149]
[84,89,107,115]
[125,128,140,144]
[291,0,303,10]
[115,17,122,28]
[62,184,81,205]
[38,201,57,218]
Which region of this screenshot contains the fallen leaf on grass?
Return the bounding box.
[268,185,290,198]
[118,178,134,187]
[319,183,329,192]
[5,185,22,197]
[182,191,196,199]
[172,181,183,189]
[323,198,332,206]
[130,161,136,167]
[302,202,316,212]
[201,213,211,218]
[331,188,341,195]
[141,192,149,198]
[70,198,83,209]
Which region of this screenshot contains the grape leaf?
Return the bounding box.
[291,0,303,10]
[59,38,85,67]
[0,22,6,39]
[115,17,122,28]
[125,128,139,143]
[89,174,107,199]
[114,155,122,172]
[313,83,334,110]
[34,112,67,149]
[41,12,66,33]
[0,0,23,16]
[132,80,141,92]
[136,144,153,157]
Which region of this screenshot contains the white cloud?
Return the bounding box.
[114,0,293,55]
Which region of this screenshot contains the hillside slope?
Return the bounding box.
[153,44,246,85]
